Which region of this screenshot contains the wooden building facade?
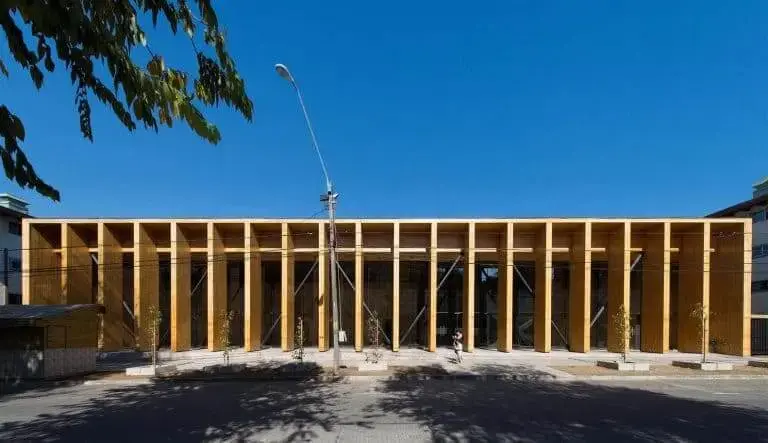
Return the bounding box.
[22,218,752,356]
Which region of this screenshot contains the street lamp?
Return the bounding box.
[275,63,342,372]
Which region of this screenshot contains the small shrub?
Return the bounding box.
[293,315,306,362]
[219,309,235,366]
[612,304,631,363]
[365,311,383,364]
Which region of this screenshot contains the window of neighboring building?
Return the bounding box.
[754,280,768,292]
[9,258,20,272]
[753,244,768,259]
[8,221,20,236]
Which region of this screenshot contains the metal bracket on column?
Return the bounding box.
[261,258,318,347]
[399,253,463,346]
[336,262,392,345]
[512,264,567,347]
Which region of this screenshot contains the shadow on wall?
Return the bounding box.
[370,364,768,442]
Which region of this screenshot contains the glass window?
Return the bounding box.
[753,244,768,259]
[9,258,20,272]
[754,280,768,292]
[754,210,766,223]
[7,221,20,236]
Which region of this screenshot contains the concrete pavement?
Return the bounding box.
[2,376,768,442]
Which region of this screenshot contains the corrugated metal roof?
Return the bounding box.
[0,304,103,322]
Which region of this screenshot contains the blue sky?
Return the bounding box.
[2,1,768,218]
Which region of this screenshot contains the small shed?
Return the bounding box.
[0,304,104,379]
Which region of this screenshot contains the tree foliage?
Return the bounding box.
[1,1,253,201]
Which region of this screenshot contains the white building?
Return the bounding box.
[0,194,29,305]
[709,178,768,315]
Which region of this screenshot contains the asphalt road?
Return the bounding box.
[1,378,768,442]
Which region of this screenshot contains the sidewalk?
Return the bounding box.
[89,347,768,384]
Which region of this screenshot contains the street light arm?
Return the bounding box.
[290,81,333,194]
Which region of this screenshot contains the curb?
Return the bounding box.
[562,374,768,382]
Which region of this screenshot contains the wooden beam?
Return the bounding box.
[318,223,329,351]
[463,222,476,352]
[244,223,263,351]
[497,222,514,352]
[677,223,710,353]
[355,222,364,352]
[23,222,60,304]
[207,222,226,351]
[607,222,631,353]
[98,223,124,351]
[428,222,438,352]
[170,223,191,352]
[134,223,159,351]
[392,222,400,352]
[569,222,591,353]
[641,222,671,353]
[62,223,92,304]
[535,222,552,353]
[280,222,295,351]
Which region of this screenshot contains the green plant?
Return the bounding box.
[690,303,712,363]
[612,304,631,363]
[293,315,306,362]
[364,311,383,364]
[0,1,253,201]
[219,309,234,366]
[145,305,162,368]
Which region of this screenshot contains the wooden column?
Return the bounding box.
[497,222,514,352]
[392,223,400,351]
[607,222,631,353]
[463,222,476,352]
[710,222,751,356]
[428,222,438,352]
[207,222,227,351]
[280,223,295,351]
[318,223,329,351]
[244,223,263,351]
[534,222,553,352]
[134,223,159,351]
[677,223,710,353]
[641,222,671,353]
[98,223,124,351]
[569,222,591,353]
[170,223,191,352]
[62,223,92,304]
[355,222,364,351]
[23,223,61,304]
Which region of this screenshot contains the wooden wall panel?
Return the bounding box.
[497,223,514,352]
[569,223,591,353]
[280,223,295,351]
[244,223,263,351]
[134,223,159,351]
[62,224,92,304]
[98,224,124,351]
[318,223,329,351]
[641,223,670,353]
[534,223,552,353]
[428,222,438,352]
[710,222,751,356]
[23,224,61,304]
[607,222,631,353]
[676,223,710,353]
[170,223,191,352]
[392,223,400,351]
[355,222,364,351]
[207,223,227,351]
[463,222,476,352]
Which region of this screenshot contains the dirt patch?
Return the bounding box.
[553,364,768,377]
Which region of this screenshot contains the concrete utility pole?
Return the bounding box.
[275,63,342,371]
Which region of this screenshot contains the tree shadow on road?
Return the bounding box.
[0,363,346,442]
[371,363,768,442]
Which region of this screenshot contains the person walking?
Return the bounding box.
[453,329,463,363]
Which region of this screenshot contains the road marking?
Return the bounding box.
[712,392,738,395]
